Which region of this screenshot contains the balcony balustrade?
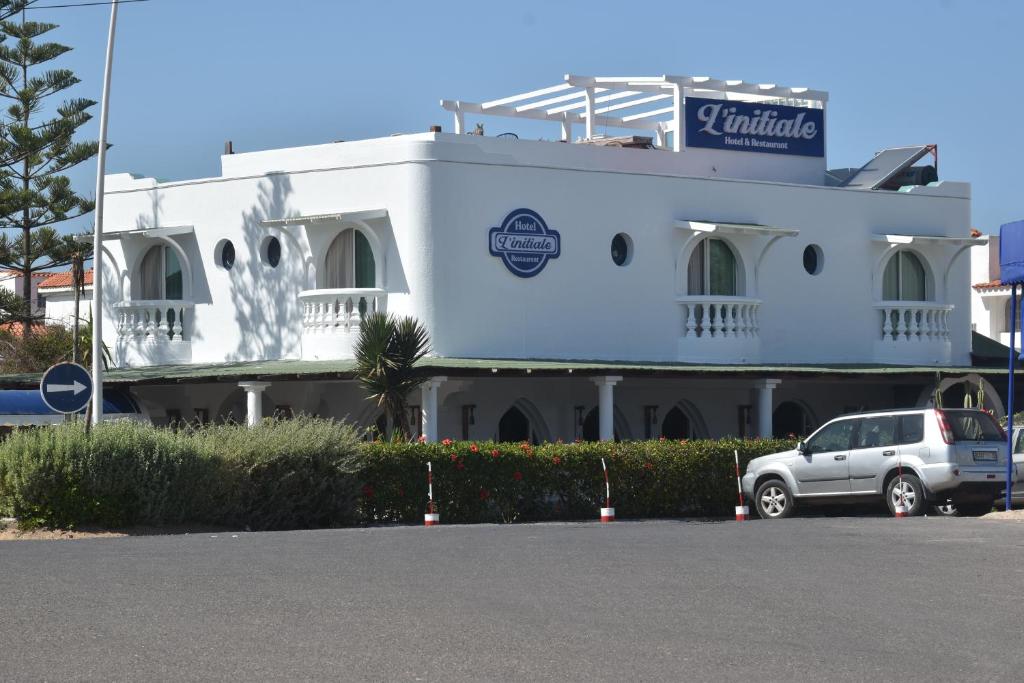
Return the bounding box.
[298,288,387,360]
[873,301,953,364]
[676,296,761,363]
[114,300,194,366]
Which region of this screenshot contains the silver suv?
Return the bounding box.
[742,408,1012,519]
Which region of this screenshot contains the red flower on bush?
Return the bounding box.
[417,435,427,443]
[470,443,479,453]
[491,449,500,458]
[643,462,654,471]
[450,453,459,462]
[441,438,453,446]
[513,470,523,481]
[361,484,375,499]
[787,432,796,439]
[552,456,562,465]
[479,487,490,500]
[659,436,666,442]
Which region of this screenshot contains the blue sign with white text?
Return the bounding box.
[488,208,561,278]
[684,96,825,157]
[39,362,92,414]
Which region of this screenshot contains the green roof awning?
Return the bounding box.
[0,355,1014,389]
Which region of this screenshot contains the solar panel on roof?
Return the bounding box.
[841,145,934,190]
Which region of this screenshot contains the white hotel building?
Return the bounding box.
[42,74,1011,439]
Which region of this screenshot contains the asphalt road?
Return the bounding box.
[2,517,1023,682]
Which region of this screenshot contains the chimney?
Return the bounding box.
[224,140,234,155]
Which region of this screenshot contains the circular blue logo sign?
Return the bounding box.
[488,208,561,278]
[39,362,92,414]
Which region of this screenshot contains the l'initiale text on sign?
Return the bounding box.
[684,96,825,157]
[695,102,818,141]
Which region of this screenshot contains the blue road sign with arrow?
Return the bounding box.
[39,362,92,414]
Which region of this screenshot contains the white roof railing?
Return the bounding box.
[440,73,828,152]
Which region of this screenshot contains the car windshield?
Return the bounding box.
[944,410,1003,442]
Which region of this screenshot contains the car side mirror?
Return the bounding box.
[798,441,809,456]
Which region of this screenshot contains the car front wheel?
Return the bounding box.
[886,473,926,517]
[755,479,794,519]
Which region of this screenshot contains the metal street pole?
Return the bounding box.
[1007,284,1017,512]
[91,0,119,426]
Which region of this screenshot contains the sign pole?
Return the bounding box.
[91,0,119,426]
[1007,285,1017,512]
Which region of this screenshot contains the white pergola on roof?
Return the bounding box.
[441,74,827,152]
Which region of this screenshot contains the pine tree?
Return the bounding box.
[0,7,96,338]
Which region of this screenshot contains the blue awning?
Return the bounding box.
[0,389,140,416]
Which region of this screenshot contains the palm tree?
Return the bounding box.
[353,312,430,440]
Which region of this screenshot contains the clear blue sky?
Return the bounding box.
[47,0,1021,234]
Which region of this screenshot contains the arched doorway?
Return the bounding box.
[498,406,531,442]
[660,406,692,439]
[772,401,815,438]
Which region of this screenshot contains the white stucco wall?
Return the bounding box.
[99,132,973,369]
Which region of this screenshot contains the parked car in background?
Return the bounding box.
[742,408,1010,519]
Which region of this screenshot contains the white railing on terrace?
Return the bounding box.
[114,300,194,342]
[875,302,952,343]
[677,296,761,339]
[299,288,387,334]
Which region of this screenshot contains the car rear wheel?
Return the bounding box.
[755,479,794,519]
[886,473,926,517]
[932,500,958,516]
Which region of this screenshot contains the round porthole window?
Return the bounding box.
[262,236,281,268]
[803,244,823,275]
[611,233,633,266]
[216,239,235,270]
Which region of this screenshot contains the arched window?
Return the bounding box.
[325,228,375,289]
[660,406,692,439]
[688,238,737,296]
[773,401,815,439]
[882,251,927,301]
[139,245,183,300]
[498,406,531,443]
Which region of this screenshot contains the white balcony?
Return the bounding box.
[676,296,761,363]
[298,288,387,360]
[114,300,194,366]
[873,301,953,364]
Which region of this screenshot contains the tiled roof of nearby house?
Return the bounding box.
[38,269,93,290]
[0,270,50,280]
[973,280,1010,291]
[0,321,42,337]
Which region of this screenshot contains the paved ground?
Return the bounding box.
[1,517,1023,681]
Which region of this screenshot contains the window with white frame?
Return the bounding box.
[139,245,184,300]
[882,250,927,301]
[324,228,375,289]
[687,238,738,296]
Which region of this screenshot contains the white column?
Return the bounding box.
[672,83,683,153]
[755,379,782,438]
[238,381,270,427]
[584,87,595,140]
[420,376,447,442]
[592,376,623,442]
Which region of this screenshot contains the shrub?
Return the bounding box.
[0,417,364,530]
[358,438,795,524]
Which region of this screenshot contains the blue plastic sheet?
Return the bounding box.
[999,220,1024,284]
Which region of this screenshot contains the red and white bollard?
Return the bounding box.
[424,461,440,526]
[734,450,749,521]
[600,457,615,523]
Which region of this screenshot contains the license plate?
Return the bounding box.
[973,450,997,462]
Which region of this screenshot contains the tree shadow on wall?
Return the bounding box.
[225,174,306,362]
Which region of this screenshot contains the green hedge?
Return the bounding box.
[0,420,794,529]
[358,438,795,524]
[0,418,365,530]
